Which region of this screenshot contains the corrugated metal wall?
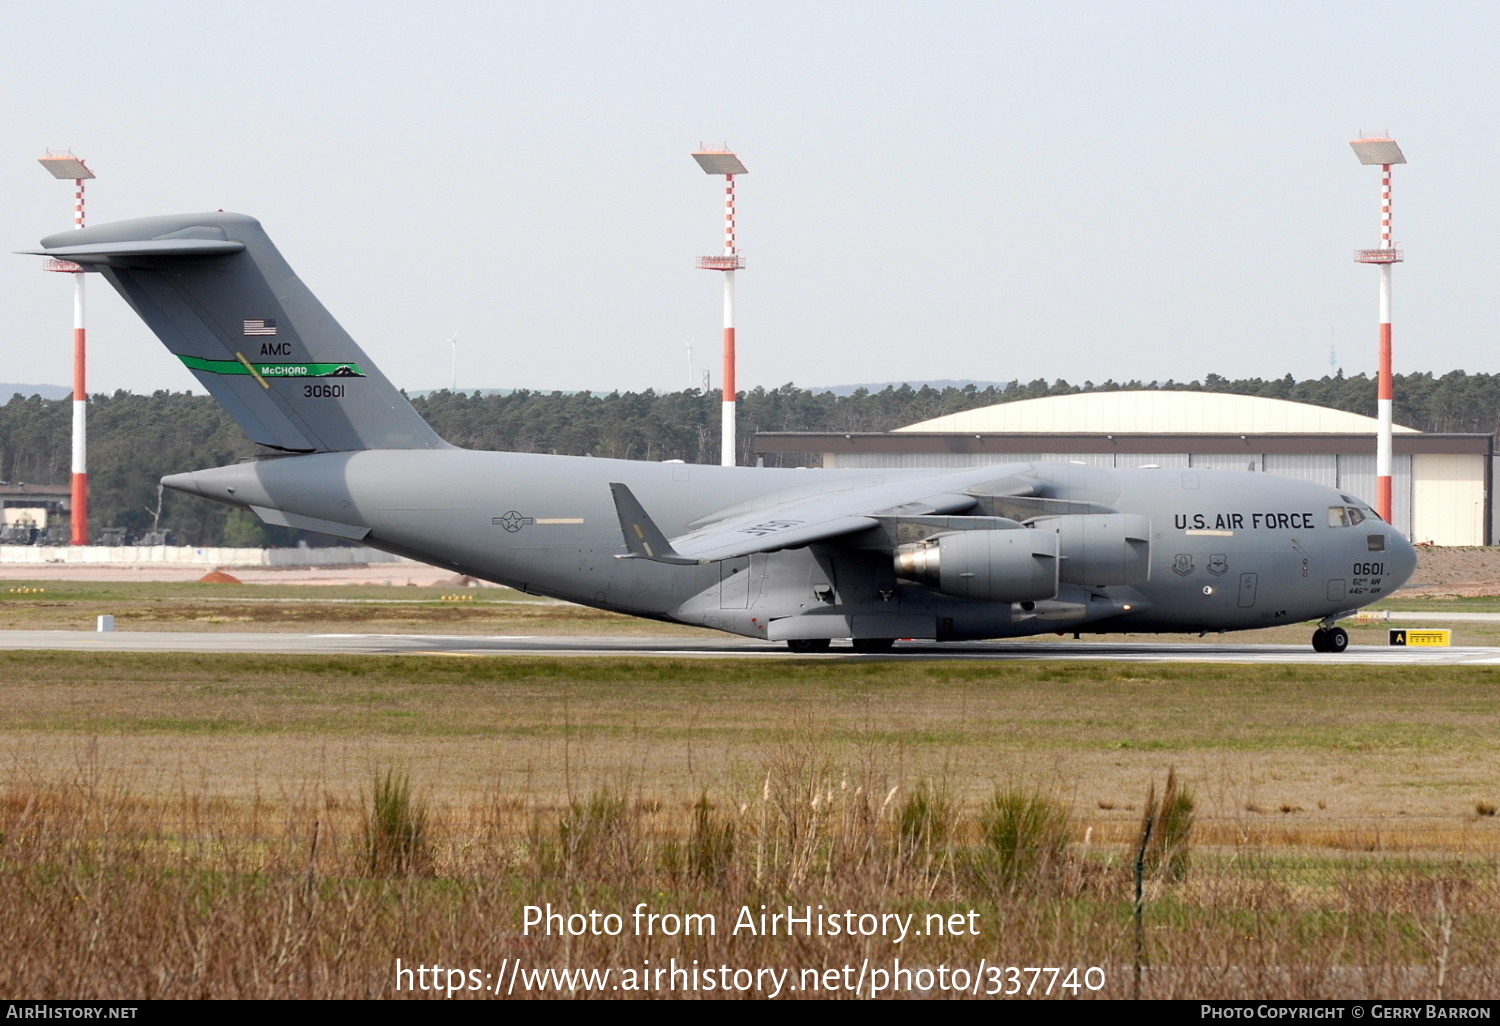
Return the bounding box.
[1189,453,1262,472]
[1493,456,1500,544]
[1335,454,1413,538]
[1264,454,1338,488]
[1411,454,1485,545]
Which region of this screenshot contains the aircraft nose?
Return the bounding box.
[1385,529,1419,591]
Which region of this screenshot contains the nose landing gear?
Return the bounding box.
[1311,626,1349,653]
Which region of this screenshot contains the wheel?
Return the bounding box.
[1311,627,1349,653]
[850,637,896,653]
[786,638,832,653]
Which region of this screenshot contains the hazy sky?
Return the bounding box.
[3,1,1496,397]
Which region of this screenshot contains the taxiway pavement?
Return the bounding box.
[2,629,1496,665]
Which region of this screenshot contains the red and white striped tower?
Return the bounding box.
[1350,137,1406,525]
[692,146,748,467]
[38,150,96,545]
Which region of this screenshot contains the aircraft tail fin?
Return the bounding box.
[29,212,446,453]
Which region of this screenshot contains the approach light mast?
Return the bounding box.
[1349,135,1406,526]
[37,150,96,545]
[692,146,748,467]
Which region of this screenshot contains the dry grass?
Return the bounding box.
[1,650,1499,998]
[1,756,1497,999]
[1,653,1498,827]
[0,580,705,636]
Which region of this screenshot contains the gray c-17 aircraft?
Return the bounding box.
[29,212,1417,654]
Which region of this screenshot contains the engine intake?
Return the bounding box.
[894,528,1060,602]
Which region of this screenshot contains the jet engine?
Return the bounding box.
[894,528,1060,602]
[1026,513,1151,587]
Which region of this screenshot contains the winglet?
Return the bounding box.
[609,483,702,564]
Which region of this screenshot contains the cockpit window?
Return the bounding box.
[1346,506,1366,526]
[1328,506,1368,528]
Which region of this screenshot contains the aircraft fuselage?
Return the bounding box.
[165,451,1417,644]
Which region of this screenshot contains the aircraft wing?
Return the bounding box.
[611,478,980,564]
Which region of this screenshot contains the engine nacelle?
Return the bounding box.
[894,528,1060,603]
[1027,513,1152,587]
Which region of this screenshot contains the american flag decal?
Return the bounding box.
[243,319,278,336]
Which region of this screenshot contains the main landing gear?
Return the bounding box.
[784,638,897,654]
[785,638,831,653]
[1311,626,1349,653]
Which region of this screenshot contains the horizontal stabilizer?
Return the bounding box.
[19,239,245,263]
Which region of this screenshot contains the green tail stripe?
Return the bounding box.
[180,356,365,378]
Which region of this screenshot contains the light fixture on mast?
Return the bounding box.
[1349,135,1406,526]
[692,145,748,467]
[38,149,96,546]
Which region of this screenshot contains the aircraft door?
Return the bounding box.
[720,558,751,609]
[719,555,767,609]
[577,548,608,605]
[747,554,767,608]
[1237,573,1257,608]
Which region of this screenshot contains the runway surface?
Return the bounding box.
[3,629,1498,665]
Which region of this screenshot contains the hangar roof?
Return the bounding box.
[896,390,1419,435]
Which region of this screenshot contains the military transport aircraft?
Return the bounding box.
[29,212,1417,654]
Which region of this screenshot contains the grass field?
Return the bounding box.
[0,579,705,636]
[2,643,1499,999]
[5,578,1500,645]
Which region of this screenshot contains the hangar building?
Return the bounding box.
[753,391,1494,545]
